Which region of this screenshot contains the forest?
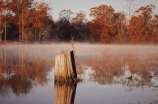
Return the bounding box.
[0,0,158,43]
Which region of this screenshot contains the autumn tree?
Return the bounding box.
[152,15,158,43]
[127,4,156,43]
[0,0,53,42]
[27,1,51,42]
[72,11,90,42]
[1,0,7,42]
[0,1,4,42]
[9,0,52,42]
[115,12,130,43]
[89,5,119,43]
[0,0,13,42]
[72,11,87,23]
[10,0,33,42]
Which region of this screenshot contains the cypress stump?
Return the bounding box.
[54,50,77,82]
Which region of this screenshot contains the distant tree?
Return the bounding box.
[72,11,87,23]
[89,5,119,43]
[59,9,73,23]
[56,9,73,41]
[72,11,89,42]
[0,0,52,42]
[152,15,158,43]
[0,0,13,42]
[0,1,4,42]
[115,12,130,43]
[11,0,33,42]
[89,20,101,42]
[127,4,156,43]
[27,1,51,42]
[125,0,136,25]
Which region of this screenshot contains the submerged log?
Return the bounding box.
[54,50,77,82]
[54,82,77,104]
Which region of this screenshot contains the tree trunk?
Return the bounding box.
[0,15,2,42]
[19,21,21,42]
[5,11,6,42]
[54,50,77,82]
[35,28,36,42]
[0,33,2,42]
[22,9,24,43]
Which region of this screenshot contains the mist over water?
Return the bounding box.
[0,44,158,104]
[0,44,158,62]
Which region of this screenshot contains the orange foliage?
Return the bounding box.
[27,1,50,41]
[152,15,158,43]
[89,5,119,43]
[72,11,87,24]
[127,4,156,43]
[0,0,51,42]
[29,2,50,30]
[11,0,33,30]
[89,20,101,42]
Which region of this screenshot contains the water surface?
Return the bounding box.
[0,44,158,104]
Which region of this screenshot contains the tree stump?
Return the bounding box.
[54,50,77,82]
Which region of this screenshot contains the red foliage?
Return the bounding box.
[89,5,119,43]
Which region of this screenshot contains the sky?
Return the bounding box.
[35,0,158,21]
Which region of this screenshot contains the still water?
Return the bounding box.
[0,44,158,104]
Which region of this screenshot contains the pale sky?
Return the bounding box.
[35,0,158,21]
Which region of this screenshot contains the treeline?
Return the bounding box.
[0,0,51,42]
[0,0,89,43]
[89,4,158,43]
[0,0,158,43]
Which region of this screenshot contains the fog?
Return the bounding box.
[0,44,158,63]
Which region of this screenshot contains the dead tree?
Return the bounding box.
[54,50,77,82]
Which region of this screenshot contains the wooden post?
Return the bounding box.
[54,82,76,104]
[54,50,77,82]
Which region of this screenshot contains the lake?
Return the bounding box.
[0,44,158,104]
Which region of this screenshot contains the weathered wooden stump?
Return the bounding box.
[54,50,77,82]
[54,82,76,104]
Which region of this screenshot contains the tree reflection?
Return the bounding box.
[0,60,52,96]
[87,52,158,86]
[0,46,54,96]
[88,52,125,85]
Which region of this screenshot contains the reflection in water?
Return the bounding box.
[0,46,53,96]
[87,52,158,87]
[54,82,77,104]
[0,45,158,104]
[0,61,52,96]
